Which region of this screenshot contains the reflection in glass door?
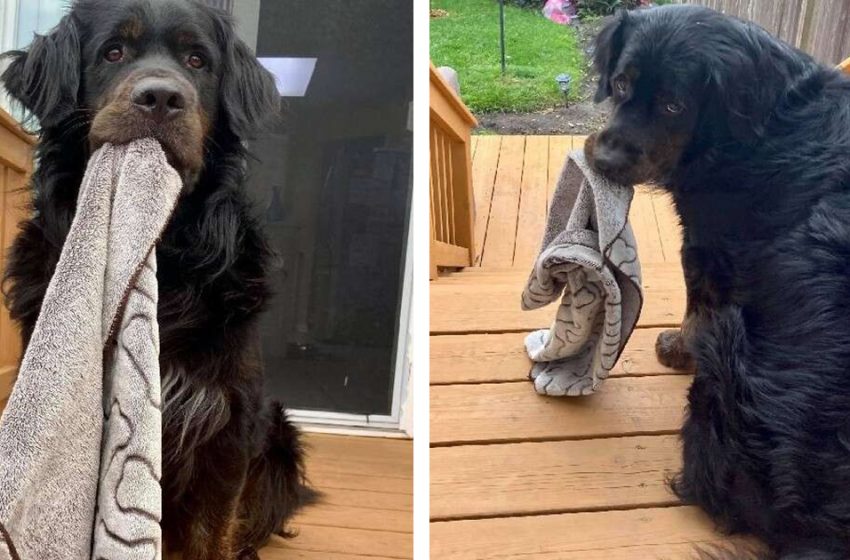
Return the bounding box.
[237,1,413,422]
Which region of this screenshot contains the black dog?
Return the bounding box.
[589,5,850,559]
[1,0,311,558]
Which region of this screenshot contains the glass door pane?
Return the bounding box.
[243,1,413,416]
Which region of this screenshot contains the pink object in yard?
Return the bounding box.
[543,0,577,25]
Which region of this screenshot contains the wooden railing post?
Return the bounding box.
[429,63,478,277]
[0,109,34,410]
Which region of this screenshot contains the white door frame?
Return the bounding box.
[0,0,19,115]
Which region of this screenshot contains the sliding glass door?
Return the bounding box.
[240,1,413,423]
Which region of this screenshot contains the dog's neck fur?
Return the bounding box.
[665,64,850,246]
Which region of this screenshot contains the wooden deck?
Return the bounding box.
[261,433,412,559]
[430,135,749,558]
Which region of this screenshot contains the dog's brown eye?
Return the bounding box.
[104,46,124,63]
[665,102,684,115]
[187,53,205,69]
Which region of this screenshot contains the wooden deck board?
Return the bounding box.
[430,328,685,385]
[481,136,525,267]
[261,525,411,560]
[432,506,758,559]
[431,375,689,445]
[431,135,746,557]
[431,434,680,519]
[629,187,665,263]
[430,263,685,334]
[547,136,572,210]
[513,136,549,270]
[261,433,411,559]
[471,136,501,265]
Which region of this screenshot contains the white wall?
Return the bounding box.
[231,0,261,52]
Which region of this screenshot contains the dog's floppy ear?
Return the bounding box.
[1,14,81,129]
[593,10,629,103]
[213,13,280,139]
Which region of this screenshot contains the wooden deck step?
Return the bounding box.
[431,434,680,520]
[431,264,685,334]
[431,506,758,560]
[431,375,690,446]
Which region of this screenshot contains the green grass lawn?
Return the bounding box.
[430,0,585,112]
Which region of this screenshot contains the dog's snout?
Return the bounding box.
[591,131,642,176]
[592,144,628,174]
[91,69,203,173]
[131,78,187,123]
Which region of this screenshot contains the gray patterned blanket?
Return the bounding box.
[521,149,643,396]
[0,139,181,559]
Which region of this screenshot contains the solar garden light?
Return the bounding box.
[556,73,572,107]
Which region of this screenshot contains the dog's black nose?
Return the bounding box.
[131,78,187,123]
[592,146,628,175]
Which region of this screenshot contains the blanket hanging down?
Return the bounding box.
[0,139,182,560]
[521,149,643,396]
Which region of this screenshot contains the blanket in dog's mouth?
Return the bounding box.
[521,149,643,396]
[0,138,181,560]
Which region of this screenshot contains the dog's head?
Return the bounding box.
[586,5,810,186]
[1,0,279,182]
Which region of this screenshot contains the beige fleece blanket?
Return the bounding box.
[0,139,181,559]
[522,149,642,396]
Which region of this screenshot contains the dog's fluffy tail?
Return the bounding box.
[689,308,847,560]
[237,402,319,550]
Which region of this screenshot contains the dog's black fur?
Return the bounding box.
[589,5,850,559]
[1,0,312,558]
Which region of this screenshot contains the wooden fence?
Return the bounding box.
[0,109,33,409]
[430,64,477,279]
[682,0,850,65]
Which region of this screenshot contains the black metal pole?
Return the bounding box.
[499,0,506,75]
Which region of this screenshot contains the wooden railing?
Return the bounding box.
[430,63,477,279]
[0,109,34,409]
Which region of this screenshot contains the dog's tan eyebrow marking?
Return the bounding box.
[119,17,145,40]
[176,31,200,45]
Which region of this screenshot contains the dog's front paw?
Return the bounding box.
[655,329,694,370]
